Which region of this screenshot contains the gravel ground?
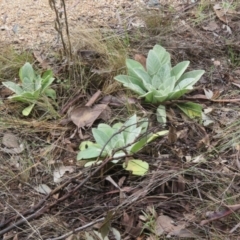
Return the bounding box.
[0,0,150,49]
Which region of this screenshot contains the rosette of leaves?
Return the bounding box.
[2,62,57,116]
[77,114,168,176]
[114,45,205,124]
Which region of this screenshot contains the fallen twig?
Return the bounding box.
[200,203,240,226]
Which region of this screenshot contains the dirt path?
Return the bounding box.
[0,0,146,49]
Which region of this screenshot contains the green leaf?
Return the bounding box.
[43,88,56,100]
[153,45,171,65]
[35,75,42,91]
[41,76,55,92]
[156,105,167,124]
[2,81,24,95]
[130,135,148,153]
[114,75,146,95]
[177,70,205,85]
[123,159,149,176]
[92,128,113,152]
[98,123,124,149]
[126,59,145,73]
[146,49,162,76]
[174,78,196,91]
[141,91,154,102]
[77,144,106,160]
[171,61,190,80]
[176,102,202,119]
[132,68,152,89]
[127,59,145,80]
[98,124,115,137]
[154,64,171,87]
[22,103,35,116]
[160,76,176,93]
[19,62,36,83]
[123,114,137,134]
[42,69,53,81]
[146,45,171,76]
[22,77,35,92]
[79,141,94,150]
[167,89,189,100]
[130,130,169,154]
[10,92,37,103]
[153,90,169,102]
[149,130,169,141]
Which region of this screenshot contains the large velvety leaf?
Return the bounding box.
[2,81,24,95]
[127,59,145,78]
[10,92,38,102]
[132,68,152,89]
[22,77,35,92]
[19,62,36,83]
[146,49,162,76]
[171,61,190,80]
[126,59,145,72]
[153,45,171,66]
[174,78,196,91]
[156,105,167,124]
[177,70,205,85]
[98,124,115,139]
[176,102,202,119]
[154,64,171,88]
[114,75,146,95]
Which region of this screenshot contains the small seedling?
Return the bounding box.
[77,114,168,176]
[114,44,205,124]
[2,62,57,116]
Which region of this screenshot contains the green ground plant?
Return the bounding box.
[77,114,168,176]
[114,44,205,124]
[2,62,58,116]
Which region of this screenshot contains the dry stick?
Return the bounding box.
[200,203,240,226]
[49,0,67,56]
[61,0,72,61]
[85,90,102,107]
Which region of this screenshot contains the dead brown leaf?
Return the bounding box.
[168,125,177,144]
[2,133,19,148]
[134,54,146,69]
[70,104,108,129]
[213,4,228,23]
[202,21,219,31]
[33,51,50,69]
[155,215,187,237]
